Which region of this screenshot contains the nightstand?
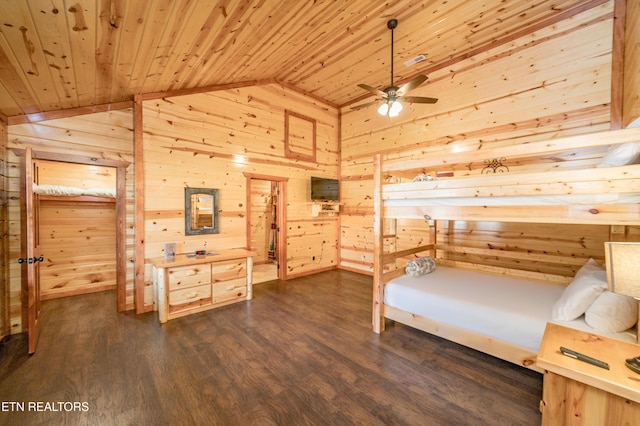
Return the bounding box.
[537,322,640,425]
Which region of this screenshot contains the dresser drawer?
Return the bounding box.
[167,264,211,290]
[212,259,247,282]
[169,284,212,313]
[212,278,247,303]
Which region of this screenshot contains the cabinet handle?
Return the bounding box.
[225,285,235,290]
[185,292,198,299]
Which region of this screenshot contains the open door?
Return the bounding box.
[20,148,41,354]
[245,174,287,282]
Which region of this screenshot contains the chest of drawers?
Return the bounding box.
[152,249,255,323]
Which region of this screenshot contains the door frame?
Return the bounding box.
[244,173,287,280]
[17,149,129,312]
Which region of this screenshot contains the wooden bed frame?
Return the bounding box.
[372,127,640,372]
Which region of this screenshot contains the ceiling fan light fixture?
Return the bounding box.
[377,103,389,116]
[351,19,438,116]
[389,100,403,117]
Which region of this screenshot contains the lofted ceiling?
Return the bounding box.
[0,0,608,118]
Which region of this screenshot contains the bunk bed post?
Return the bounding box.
[373,154,385,333]
[430,220,437,259]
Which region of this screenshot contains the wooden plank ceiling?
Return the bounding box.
[0,0,608,118]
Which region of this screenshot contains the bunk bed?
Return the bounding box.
[33,184,116,199]
[372,127,640,372]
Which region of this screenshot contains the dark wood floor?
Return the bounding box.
[0,269,542,425]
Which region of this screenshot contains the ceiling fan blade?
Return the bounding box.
[350,100,380,110]
[400,95,438,104]
[396,75,428,96]
[357,83,387,97]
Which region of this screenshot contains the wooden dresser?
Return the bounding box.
[152,248,255,323]
[537,322,640,425]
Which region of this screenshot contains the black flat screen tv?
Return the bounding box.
[310,177,339,201]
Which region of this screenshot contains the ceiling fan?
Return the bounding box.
[352,18,438,117]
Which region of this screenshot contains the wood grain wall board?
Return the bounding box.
[382,166,640,201]
[623,0,640,126]
[40,266,117,285]
[142,89,338,165]
[35,159,117,189]
[432,221,612,277]
[142,84,340,286]
[38,199,117,298]
[9,111,135,154]
[340,107,612,175]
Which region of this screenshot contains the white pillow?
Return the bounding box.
[405,256,436,277]
[598,142,640,167]
[585,291,638,333]
[551,259,607,321]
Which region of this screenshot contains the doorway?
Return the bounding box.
[245,174,287,283]
[20,150,128,353]
[22,151,128,305]
[34,159,119,300]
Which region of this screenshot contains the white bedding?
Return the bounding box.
[384,266,637,352]
[33,184,116,198]
[384,193,640,207]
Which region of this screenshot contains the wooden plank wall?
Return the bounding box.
[624,0,640,127]
[339,2,632,277]
[388,220,640,283]
[0,117,8,339]
[6,110,134,332]
[434,221,640,283]
[38,199,116,299]
[141,83,339,305]
[36,159,117,189]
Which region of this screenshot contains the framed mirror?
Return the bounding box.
[185,187,219,235]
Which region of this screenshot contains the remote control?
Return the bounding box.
[560,347,609,370]
[626,356,640,374]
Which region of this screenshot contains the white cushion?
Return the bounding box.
[551,259,607,321]
[598,142,640,167]
[585,291,638,333]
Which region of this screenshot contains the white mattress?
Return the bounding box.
[384,266,636,352]
[33,184,116,198]
[384,193,640,207]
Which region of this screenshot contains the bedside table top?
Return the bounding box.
[537,322,640,404]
